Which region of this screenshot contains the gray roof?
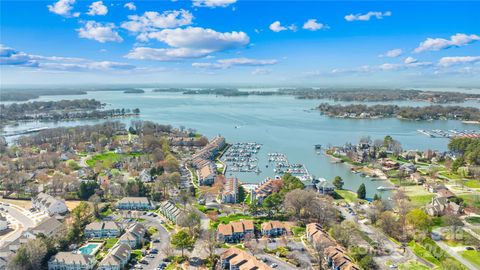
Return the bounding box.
[99,243,131,267]
[33,192,66,209]
[85,221,119,231]
[30,217,63,236]
[117,197,150,205]
[50,252,94,265]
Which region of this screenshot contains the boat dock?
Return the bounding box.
[221,142,262,173]
[417,129,480,138]
[268,152,312,181]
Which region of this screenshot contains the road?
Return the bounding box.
[0,203,38,247]
[434,240,478,270]
[140,214,171,270]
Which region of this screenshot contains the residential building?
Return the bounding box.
[48,252,96,270]
[23,217,64,239]
[139,169,152,183]
[217,220,254,243]
[198,163,215,186]
[425,197,461,216]
[116,197,152,210]
[251,178,283,205]
[222,177,239,203]
[306,223,334,248]
[159,201,185,224]
[437,188,456,199]
[410,173,425,185]
[85,221,121,238]
[220,248,273,270]
[32,193,68,215]
[324,246,360,270]
[98,243,131,270]
[261,221,291,237]
[118,223,145,248]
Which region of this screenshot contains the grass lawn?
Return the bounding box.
[86,151,141,168]
[408,241,441,266]
[438,171,463,180]
[409,194,434,207]
[131,250,143,261]
[464,180,480,189]
[461,250,480,268]
[291,226,305,237]
[466,216,480,225]
[211,213,275,229]
[104,238,118,249]
[443,229,480,247]
[335,189,361,203]
[457,194,480,208]
[398,261,431,270]
[148,226,158,235]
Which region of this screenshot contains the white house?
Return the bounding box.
[48,252,96,270]
[32,193,68,215]
[98,243,131,270]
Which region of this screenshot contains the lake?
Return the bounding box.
[2,90,479,198]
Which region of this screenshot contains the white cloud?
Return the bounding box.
[121,10,193,33]
[124,2,136,11]
[0,44,134,71]
[125,47,212,61]
[47,0,79,17]
[252,68,271,75]
[438,56,480,66]
[87,1,108,16]
[414,33,480,53]
[404,56,417,64]
[379,48,402,58]
[192,0,236,8]
[192,57,277,69]
[77,21,123,43]
[303,19,328,31]
[130,27,249,60]
[344,11,391,22]
[269,21,297,32]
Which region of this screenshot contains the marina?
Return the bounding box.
[417,129,480,138]
[222,142,262,173]
[268,152,313,181]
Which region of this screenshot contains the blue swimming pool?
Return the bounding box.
[78,243,102,255]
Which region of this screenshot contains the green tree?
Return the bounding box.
[262,193,282,217]
[171,230,195,257]
[357,183,366,200]
[78,181,98,200]
[373,194,381,201]
[406,208,431,233]
[332,176,344,190]
[280,173,305,194]
[451,156,465,173]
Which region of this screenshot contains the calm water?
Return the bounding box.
[3,90,479,198]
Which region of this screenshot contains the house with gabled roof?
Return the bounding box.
[217,220,254,243]
[32,192,68,215]
[98,243,131,270]
[85,221,121,238]
[48,252,96,270]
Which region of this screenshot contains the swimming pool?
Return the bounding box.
[78,242,103,255]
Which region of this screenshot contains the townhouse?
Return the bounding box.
[220,248,273,270]
[85,221,121,238]
[217,220,254,243]
[251,178,283,205]
[116,197,152,210]
[118,223,146,248]
[221,177,239,204]
[159,201,185,224]
[98,243,131,270]
[48,252,96,270]
[261,221,291,237]
[324,246,360,270]
[32,192,68,215]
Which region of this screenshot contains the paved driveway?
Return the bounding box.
[140,214,171,270]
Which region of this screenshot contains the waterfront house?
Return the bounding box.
[98,243,131,270]
[316,182,335,196]
[410,173,426,185]
[261,221,291,237]
[32,192,68,216]
[217,220,254,243]
[159,201,185,224]
[425,197,461,216]
[220,248,273,270]
[324,246,359,270]
[116,197,152,210]
[251,178,283,205]
[399,163,417,175]
[437,188,456,199]
[221,177,239,204]
[48,252,96,270]
[85,221,121,238]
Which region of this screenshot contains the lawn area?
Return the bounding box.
[131,250,143,261]
[104,238,118,249]
[398,261,431,270]
[464,180,480,189]
[210,213,275,229]
[460,250,480,268]
[408,240,441,266]
[458,194,480,208]
[148,226,158,235]
[409,194,434,207]
[86,152,141,168]
[438,171,463,181]
[291,226,305,237]
[335,189,362,203]
[465,216,480,225]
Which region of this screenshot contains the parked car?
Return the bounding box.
[465,247,475,251]
[153,239,160,243]
[270,263,278,268]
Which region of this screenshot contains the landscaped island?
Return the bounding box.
[0,99,140,126]
[123,89,145,94]
[317,103,480,121]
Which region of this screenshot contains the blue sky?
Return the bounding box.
[1,0,479,87]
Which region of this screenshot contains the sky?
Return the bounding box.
[1,0,480,87]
